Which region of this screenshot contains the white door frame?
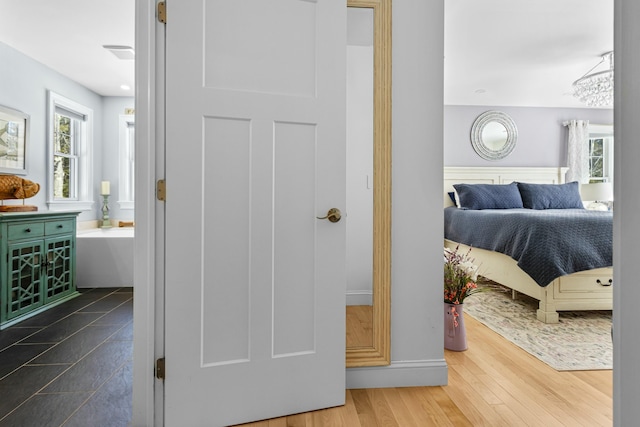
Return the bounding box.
[132,0,164,425]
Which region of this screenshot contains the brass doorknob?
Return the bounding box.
[317,208,342,223]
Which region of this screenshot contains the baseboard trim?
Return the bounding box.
[346,290,373,306]
[346,359,448,389]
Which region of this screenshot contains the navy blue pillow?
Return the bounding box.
[452,182,524,210]
[517,181,585,209]
[447,191,457,205]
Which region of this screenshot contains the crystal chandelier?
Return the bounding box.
[572,51,614,107]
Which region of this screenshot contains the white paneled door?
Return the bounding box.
[163,1,347,425]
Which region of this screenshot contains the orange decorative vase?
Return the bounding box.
[444,303,467,351]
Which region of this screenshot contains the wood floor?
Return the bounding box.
[239,315,613,427]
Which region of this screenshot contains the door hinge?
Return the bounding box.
[156,357,165,380]
[157,2,166,24]
[157,179,166,201]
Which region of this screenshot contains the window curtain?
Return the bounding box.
[564,120,590,183]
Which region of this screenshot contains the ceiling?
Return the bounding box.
[0,0,613,107]
[445,0,614,108]
[0,0,135,97]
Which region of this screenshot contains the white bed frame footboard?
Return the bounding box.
[444,167,613,323]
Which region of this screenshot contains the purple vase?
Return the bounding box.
[444,303,467,351]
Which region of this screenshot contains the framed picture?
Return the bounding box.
[0,105,28,175]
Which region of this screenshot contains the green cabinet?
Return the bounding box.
[0,212,80,328]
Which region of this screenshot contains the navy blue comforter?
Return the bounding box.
[444,207,613,286]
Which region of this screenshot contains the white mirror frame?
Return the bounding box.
[470,110,518,160]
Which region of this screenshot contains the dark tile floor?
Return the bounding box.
[0,288,133,427]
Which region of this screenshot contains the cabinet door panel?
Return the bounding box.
[6,240,44,320]
[44,235,74,303]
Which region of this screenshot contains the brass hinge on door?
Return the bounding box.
[156,358,166,380]
[157,180,166,201]
[157,2,167,24]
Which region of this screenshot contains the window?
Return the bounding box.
[588,138,606,181]
[53,111,78,199]
[587,124,613,183]
[48,91,93,211]
[118,114,135,209]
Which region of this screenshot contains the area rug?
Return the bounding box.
[463,282,612,371]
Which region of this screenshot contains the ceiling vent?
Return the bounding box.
[103,45,135,60]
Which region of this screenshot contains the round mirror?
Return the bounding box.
[470,111,517,160]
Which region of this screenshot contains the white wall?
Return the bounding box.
[444,105,613,167]
[0,42,103,221]
[0,41,133,223]
[346,0,447,387]
[614,0,640,423]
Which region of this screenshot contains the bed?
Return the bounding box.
[444,166,613,323]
